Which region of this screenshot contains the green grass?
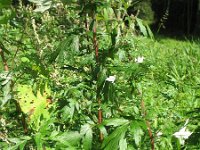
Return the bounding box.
[131,36,200,148]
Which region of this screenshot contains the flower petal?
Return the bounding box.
[106,76,116,83]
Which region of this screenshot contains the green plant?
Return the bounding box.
[0,0,199,150]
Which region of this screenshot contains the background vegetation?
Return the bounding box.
[0,0,199,149]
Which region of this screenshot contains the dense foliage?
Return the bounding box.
[0,0,199,149]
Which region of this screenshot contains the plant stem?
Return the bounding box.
[138,89,154,150]
[141,100,154,150]
[92,11,103,141]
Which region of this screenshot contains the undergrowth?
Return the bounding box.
[0,1,200,149]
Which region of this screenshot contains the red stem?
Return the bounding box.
[92,13,103,141]
[141,100,154,150]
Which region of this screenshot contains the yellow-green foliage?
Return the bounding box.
[16,84,51,131]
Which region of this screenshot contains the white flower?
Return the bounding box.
[135,56,144,63]
[156,131,163,137]
[173,120,192,145]
[173,127,192,139]
[106,75,116,83]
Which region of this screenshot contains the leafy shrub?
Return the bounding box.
[0,0,199,150]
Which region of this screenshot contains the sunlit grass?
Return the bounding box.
[130,36,200,148]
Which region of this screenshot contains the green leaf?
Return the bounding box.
[102,123,129,150]
[0,72,12,107]
[103,118,129,127]
[80,124,93,150]
[15,84,51,130]
[33,133,43,149]
[49,35,80,63]
[8,136,31,150]
[60,104,75,121]
[103,8,109,21]
[146,24,154,39]
[119,137,127,150]
[53,131,81,146]
[136,18,147,36]
[21,57,30,63]
[98,124,108,137]
[130,121,144,146]
[49,130,60,139]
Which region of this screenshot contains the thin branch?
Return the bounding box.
[139,90,154,150]
[141,100,154,150]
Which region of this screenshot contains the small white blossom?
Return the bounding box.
[156,131,163,137]
[135,56,144,63]
[173,120,192,145]
[106,75,116,83]
[173,127,192,139]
